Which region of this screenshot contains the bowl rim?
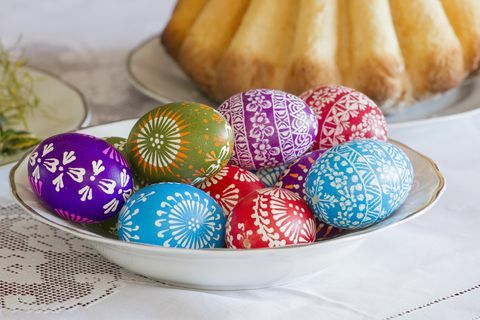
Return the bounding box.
[9,118,446,256]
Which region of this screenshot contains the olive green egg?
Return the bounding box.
[126,102,234,184]
[104,136,127,156]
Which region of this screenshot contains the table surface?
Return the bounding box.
[2,1,480,319]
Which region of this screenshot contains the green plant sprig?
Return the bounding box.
[0,40,41,156]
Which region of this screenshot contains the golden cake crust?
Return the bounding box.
[176,0,249,93]
[349,0,406,104]
[441,0,480,73]
[161,0,207,57]
[285,0,340,94]
[161,0,480,109]
[390,0,465,99]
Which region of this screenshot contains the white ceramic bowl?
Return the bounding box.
[9,120,445,290]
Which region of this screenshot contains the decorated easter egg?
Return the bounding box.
[315,218,343,241]
[104,136,127,159]
[226,188,316,249]
[126,102,234,185]
[219,89,318,170]
[197,165,264,216]
[275,149,327,199]
[300,85,388,150]
[117,183,225,248]
[253,164,288,187]
[305,140,414,230]
[104,136,146,191]
[27,133,134,223]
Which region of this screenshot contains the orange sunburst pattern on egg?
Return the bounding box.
[127,102,234,184]
[129,107,191,181]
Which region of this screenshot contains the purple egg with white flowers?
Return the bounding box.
[219,89,318,170]
[275,149,328,200]
[27,133,134,223]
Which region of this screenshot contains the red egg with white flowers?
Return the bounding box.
[197,165,265,216]
[300,85,388,150]
[226,188,316,249]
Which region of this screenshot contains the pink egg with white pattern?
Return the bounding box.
[300,85,388,150]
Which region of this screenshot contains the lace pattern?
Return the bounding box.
[0,203,155,312]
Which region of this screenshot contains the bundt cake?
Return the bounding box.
[161,0,480,111]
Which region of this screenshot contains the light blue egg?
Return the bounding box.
[253,164,288,187]
[117,183,225,248]
[305,140,413,229]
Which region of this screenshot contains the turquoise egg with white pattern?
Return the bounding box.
[305,140,413,230]
[117,183,225,248]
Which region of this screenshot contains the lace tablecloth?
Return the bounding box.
[2,1,480,319]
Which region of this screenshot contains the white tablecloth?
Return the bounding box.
[2,1,480,319]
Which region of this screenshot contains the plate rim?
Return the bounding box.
[126,35,178,104]
[0,65,91,167]
[9,119,446,256]
[127,35,480,128]
[26,64,91,128]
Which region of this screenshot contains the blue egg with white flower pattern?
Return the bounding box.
[305,140,414,230]
[117,183,225,248]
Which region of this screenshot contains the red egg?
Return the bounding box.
[300,85,388,150]
[226,188,316,249]
[197,165,265,216]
